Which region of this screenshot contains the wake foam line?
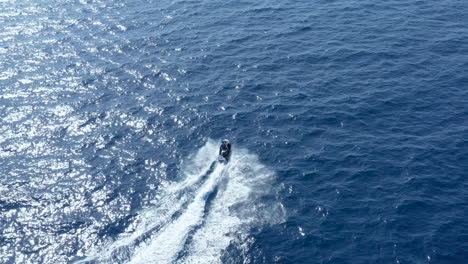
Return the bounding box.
[178,149,286,264]
[77,140,218,263]
[128,164,226,264]
[80,139,286,264]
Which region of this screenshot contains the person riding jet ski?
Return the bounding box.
[219,139,231,162]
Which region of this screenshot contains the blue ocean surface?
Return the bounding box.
[1,0,468,263]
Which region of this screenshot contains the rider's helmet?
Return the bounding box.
[222,139,229,144]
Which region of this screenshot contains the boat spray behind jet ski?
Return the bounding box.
[218,139,231,163]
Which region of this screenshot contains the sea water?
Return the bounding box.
[1,0,467,263]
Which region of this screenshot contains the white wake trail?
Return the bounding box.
[80,139,285,264]
[129,164,225,264]
[179,147,286,264]
[79,140,218,263]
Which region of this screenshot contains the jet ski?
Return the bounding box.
[218,139,231,163]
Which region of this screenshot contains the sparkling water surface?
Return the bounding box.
[1,0,468,263]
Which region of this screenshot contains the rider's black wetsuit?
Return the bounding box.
[219,143,231,161]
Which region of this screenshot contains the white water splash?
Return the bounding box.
[81,139,285,264]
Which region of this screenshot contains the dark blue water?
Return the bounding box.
[1,0,468,263]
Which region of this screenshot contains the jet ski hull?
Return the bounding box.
[218,155,228,163]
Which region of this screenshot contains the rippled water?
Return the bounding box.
[1,0,468,263]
